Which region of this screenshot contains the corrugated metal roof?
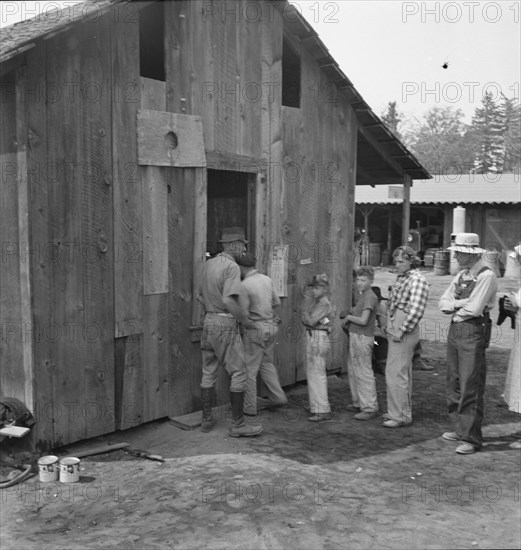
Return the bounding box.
[355,174,521,205]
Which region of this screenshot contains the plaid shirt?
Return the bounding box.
[388,269,429,333]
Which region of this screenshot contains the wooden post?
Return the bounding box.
[387,205,393,259]
[401,175,411,245]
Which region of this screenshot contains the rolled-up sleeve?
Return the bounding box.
[222,263,243,298]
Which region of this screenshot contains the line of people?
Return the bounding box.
[197,227,520,453]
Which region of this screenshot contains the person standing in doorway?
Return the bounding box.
[384,246,429,428]
[236,252,288,418]
[439,233,497,454]
[198,227,263,438]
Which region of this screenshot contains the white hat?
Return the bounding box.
[509,245,521,259]
[446,233,485,254]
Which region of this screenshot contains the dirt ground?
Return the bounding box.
[1,267,520,550]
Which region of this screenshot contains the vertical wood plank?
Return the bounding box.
[142,167,169,294]
[165,0,193,115]
[213,3,237,153]
[114,334,144,429]
[112,11,143,338]
[46,31,84,445]
[24,43,55,449]
[16,66,34,412]
[167,167,197,416]
[143,293,169,421]
[80,16,116,437]
[192,168,207,325]
[0,72,24,400]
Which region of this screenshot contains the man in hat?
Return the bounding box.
[236,252,288,418]
[439,233,498,454]
[198,227,263,437]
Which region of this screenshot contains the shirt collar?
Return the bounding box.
[244,269,259,279]
[218,252,236,262]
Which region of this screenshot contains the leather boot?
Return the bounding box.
[200,386,215,433]
[229,391,263,437]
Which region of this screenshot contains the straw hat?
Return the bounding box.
[446,233,485,254]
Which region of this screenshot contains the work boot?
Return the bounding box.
[200,386,215,433]
[229,391,263,438]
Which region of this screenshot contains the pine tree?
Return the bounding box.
[470,92,506,174]
[381,101,402,139]
[501,95,521,173]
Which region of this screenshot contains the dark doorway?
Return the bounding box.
[206,170,256,257]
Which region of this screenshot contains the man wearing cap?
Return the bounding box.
[236,252,288,418]
[198,227,263,437]
[439,233,498,454]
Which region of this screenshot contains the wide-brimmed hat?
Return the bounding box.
[447,233,485,254]
[219,227,248,243]
[307,273,329,287]
[509,244,521,259]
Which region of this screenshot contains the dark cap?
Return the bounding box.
[307,273,329,287]
[236,252,256,268]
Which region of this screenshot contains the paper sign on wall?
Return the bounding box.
[269,245,288,297]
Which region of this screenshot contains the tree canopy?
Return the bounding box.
[380,95,521,175]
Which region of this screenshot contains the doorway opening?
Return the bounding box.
[206,169,256,257]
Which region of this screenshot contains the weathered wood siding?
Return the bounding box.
[1,0,359,448]
[163,2,357,386]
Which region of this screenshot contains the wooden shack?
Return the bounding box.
[0,0,429,450]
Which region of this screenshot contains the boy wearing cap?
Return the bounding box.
[236,252,288,418]
[439,233,498,454]
[198,227,263,438]
[301,273,335,421]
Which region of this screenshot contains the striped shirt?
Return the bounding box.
[387,269,429,333]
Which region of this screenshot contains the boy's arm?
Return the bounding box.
[345,308,372,326]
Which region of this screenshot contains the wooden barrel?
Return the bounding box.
[423,248,437,267]
[368,243,382,266]
[433,250,450,275]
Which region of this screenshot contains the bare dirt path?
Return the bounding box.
[1,268,520,549]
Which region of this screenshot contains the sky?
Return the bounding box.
[1,0,520,125]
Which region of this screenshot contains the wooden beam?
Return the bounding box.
[358,125,405,178]
[401,175,412,245]
[205,151,265,172]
